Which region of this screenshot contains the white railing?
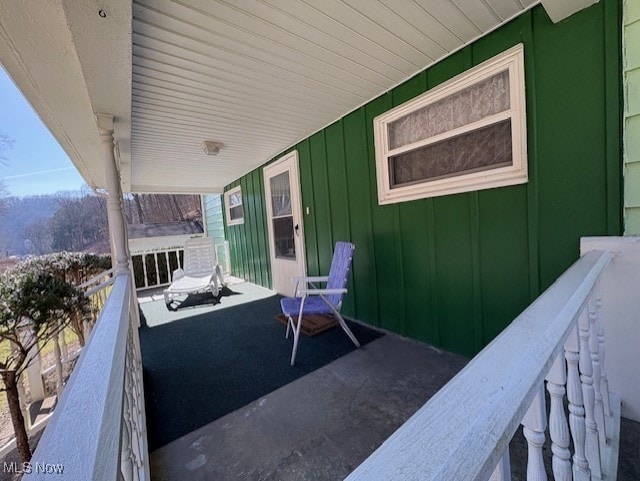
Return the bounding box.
[131,240,231,291]
[0,268,117,459]
[346,250,619,481]
[36,267,115,403]
[24,273,150,481]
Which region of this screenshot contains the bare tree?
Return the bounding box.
[124,193,201,225]
[23,219,53,254]
[49,191,109,252]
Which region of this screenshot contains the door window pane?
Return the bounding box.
[273,216,295,259]
[270,172,292,217]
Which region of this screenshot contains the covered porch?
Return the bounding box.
[1,0,639,480]
[137,282,467,480]
[117,277,640,480]
[136,279,640,481]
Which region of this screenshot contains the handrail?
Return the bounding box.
[83,276,116,297]
[24,272,149,480]
[346,250,614,481]
[78,267,116,290]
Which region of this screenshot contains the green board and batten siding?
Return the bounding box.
[221,2,622,357]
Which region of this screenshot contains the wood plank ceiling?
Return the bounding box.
[130,0,539,194]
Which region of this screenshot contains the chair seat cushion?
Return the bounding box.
[280,296,332,316]
[165,274,213,294]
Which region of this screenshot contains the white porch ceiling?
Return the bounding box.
[1,0,592,195]
[129,0,540,194]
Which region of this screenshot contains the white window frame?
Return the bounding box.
[374,43,528,205]
[224,185,244,226]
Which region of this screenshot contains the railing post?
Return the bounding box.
[521,384,547,481]
[23,329,45,404]
[565,325,590,481]
[578,307,602,478]
[59,329,68,361]
[545,352,571,481]
[52,334,64,398]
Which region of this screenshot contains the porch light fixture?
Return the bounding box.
[201,141,223,156]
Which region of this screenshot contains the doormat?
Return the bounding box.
[275,314,338,337]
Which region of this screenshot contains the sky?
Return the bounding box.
[0,66,87,197]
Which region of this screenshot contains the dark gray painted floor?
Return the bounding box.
[149,330,640,481]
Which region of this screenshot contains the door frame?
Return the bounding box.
[263,150,307,292]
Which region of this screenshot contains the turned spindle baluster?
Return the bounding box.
[578,307,602,477]
[126,332,144,475]
[164,251,170,283]
[588,296,607,445]
[522,384,547,481]
[565,325,590,481]
[121,385,136,481]
[546,353,572,481]
[595,290,611,418]
[142,254,149,288]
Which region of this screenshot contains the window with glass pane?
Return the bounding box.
[273,217,295,259]
[270,171,295,259]
[270,172,292,217]
[390,120,513,187]
[374,44,527,204]
[224,186,244,225]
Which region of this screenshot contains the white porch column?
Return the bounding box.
[97,114,141,328]
[97,114,129,275]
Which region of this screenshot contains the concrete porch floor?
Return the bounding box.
[149,334,468,480]
[141,282,640,481]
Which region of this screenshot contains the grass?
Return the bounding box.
[0,327,81,412]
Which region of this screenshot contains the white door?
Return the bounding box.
[263,151,306,296]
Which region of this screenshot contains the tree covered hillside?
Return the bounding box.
[0,194,60,256]
[0,192,202,256]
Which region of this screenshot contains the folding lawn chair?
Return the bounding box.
[280,241,360,366]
